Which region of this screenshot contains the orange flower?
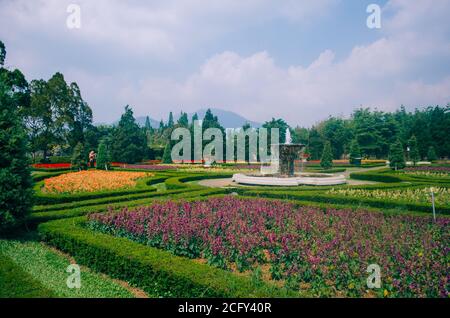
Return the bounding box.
[43,170,152,194]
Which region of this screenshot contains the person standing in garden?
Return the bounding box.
[89,150,96,168]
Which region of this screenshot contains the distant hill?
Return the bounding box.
[132,108,261,129]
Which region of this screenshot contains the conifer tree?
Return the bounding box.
[389,139,406,170]
[320,141,333,170]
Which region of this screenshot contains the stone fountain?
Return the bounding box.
[232,129,347,186]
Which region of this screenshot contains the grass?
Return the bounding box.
[0,233,135,298]
[0,254,56,298]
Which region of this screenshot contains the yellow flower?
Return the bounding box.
[384,289,389,297]
[418,252,423,257]
[348,283,355,290]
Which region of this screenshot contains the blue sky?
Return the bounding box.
[0,0,449,126]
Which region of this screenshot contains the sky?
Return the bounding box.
[1,0,449,126]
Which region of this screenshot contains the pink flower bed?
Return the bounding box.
[87,197,449,297]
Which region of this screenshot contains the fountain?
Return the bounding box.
[232,129,347,186]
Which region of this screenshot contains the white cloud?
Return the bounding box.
[1,0,449,126]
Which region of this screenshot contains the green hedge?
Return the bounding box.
[38,217,296,298]
[241,189,450,215]
[350,171,402,183]
[165,173,233,190]
[28,188,229,226]
[31,171,70,182]
[304,168,346,173]
[34,175,170,205]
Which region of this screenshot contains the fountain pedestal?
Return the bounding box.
[278,144,304,176]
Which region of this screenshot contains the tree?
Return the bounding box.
[65,82,93,149]
[145,116,152,130]
[320,141,333,170]
[408,135,420,165]
[71,142,86,170]
[177,112,189,127]
[0,40,5,66]
[262,118,289,144]
[167,111,174,128]
[0,54,33,232]
[389,140,405,170]
[349,139,361,164]
[308,126,324,160]
[110,106,147,164]
[96,140,111,170]
[427,146,437,162]
[162,142,173,164]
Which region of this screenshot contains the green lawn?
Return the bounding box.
[0,235,135,298]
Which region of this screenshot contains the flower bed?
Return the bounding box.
[32,163,71,169]
[121,164,177,171]
[87,197,448,297]
[405,166,450,172]
[43,170,151,194]
[326,187,450,206]
[403,166,450,177]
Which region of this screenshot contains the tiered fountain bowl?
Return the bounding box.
[233,130,346,186]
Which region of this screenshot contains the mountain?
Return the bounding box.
[133,108,261,129]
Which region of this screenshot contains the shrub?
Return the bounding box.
[38,217,292,297]
[162,143,173,164]
[349,139,361,165]
[389,140,406,170]
[96,140,111,170]
[427,146,437,162]
[0,79,33,232]
[320,141,333,170]
[408,135,420,165]
[71,143,87,171]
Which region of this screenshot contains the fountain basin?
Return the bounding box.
[232,173,347,186]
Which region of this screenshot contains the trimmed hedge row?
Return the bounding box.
[350,170,402,183]
[351,168,450,184]
[38,217,296,298]
[241,189,450,215]
[28,188,229,226]
[165,173,233,190]
[234,182,418,196]
[304,168,346,173]
[33,175,171,205]
[32,171,70,182]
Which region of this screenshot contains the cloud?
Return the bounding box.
[1,0,449,126]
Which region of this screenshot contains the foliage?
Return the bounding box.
[427,146,437,161]
[320,141,333,170]
[39,216,290,297]
[389,139,406,170]
[162,142,173,164]
[96,140,111,170]
[349,139,361,164]
[71,142,86,171]
[0,49,33,232]
[408,135,420,165]
[87,197,449,297]
[110,106,147,164]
